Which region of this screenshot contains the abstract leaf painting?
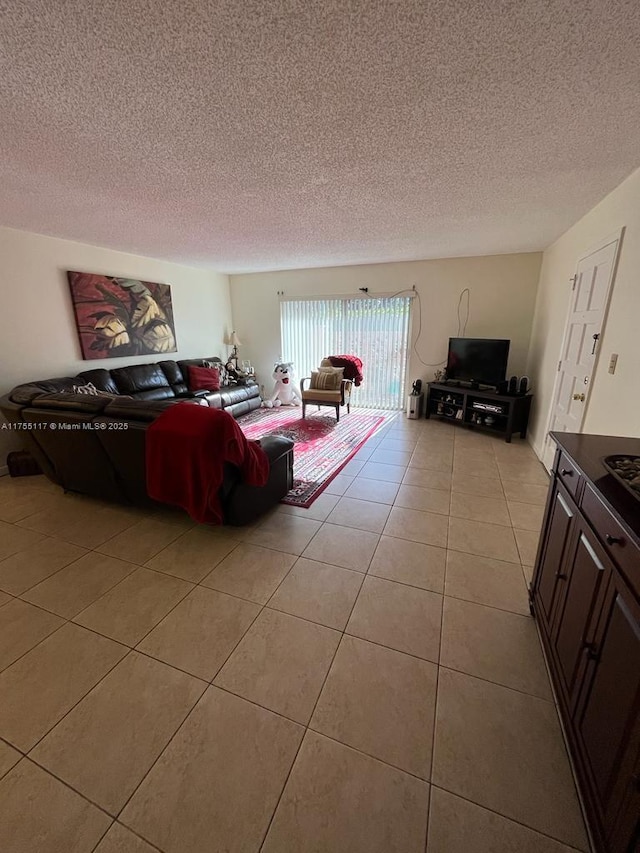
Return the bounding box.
[67,272,178,359]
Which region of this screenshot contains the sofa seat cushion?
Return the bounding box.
[103,398,195,422]
[219,385,260,407]
[128,387,177,401]
[30,392,114,413]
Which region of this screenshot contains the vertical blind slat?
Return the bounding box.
[280,296,411,410]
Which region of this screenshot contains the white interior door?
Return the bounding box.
[542,233,623,470]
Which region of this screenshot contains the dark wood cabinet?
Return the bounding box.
[531,433,640,853]
[535,481,577,632]
[424,382,532,442]
[553,517,611,711]
[575,573,640,851]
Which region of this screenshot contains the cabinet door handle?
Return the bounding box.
[560,468,573,476]
[605,534,624,546]
[586,645,600,662]
[555,571,567,580]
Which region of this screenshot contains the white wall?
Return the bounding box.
[0,227,232,466]
[230,253,542,398]
[527,167,640,456]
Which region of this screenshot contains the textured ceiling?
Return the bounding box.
[1,0,640,273]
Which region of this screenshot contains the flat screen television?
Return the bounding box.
[446,338,510,387]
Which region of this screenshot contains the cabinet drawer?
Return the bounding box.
[556,451,581,499]
[582,483,640,590]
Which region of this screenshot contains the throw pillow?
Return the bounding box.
[64,384,125,400]
[188,365,221,392]
[204,360,229,386]
[318,366,345,381]
[71,382,99,395]
[310,370,342,391]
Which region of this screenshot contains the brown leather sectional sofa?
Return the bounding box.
[1,357,294,525]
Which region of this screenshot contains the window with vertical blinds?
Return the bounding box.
[280,296,412,410]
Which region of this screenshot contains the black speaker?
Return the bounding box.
[518,376,529,395]
[508,376,518,395]
[497,380,509,395]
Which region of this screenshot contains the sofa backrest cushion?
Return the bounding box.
[158,360,186,394]
[77,368,120,394]
[110,364,174,400]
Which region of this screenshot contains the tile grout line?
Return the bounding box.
[256,538,371,853]
[425,553,448,853]
[0,610,67,677]
[106,554,306,837]
[0,429,552,850]
[88,818,166,853]
[17,639,132,757]
[428,782,587,852]
[13,755,120,842]
[109,686,211,833]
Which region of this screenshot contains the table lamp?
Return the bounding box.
[225,331,242,366]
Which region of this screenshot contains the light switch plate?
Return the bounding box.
[608,353,618,374]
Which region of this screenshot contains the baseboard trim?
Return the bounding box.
[531,441,544,461]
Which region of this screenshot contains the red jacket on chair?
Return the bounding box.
[327,355,363,386]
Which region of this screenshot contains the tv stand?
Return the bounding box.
[443,379,490,391]
[425,382,533,443]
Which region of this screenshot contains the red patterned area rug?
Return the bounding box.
[237,407,388,507]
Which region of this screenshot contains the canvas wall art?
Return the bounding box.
[67,272,177,360]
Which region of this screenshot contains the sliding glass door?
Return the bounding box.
[280,296,412,410]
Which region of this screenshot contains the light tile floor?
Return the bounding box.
[0,415,591,853]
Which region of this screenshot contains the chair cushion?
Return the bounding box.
[310,370,342,391]
[301,388,342,402]
[188,365,221,392]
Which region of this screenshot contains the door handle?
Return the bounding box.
[572,393,585,402]
[591,333,600,355]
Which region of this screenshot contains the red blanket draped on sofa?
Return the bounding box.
[146,403,269,524]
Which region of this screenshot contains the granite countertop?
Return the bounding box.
[550,432,640,546]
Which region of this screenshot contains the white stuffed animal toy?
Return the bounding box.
[263,362,301,407]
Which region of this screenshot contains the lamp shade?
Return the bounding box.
[225,331,242,347]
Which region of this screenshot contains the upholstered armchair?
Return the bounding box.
[300,359,352,421]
